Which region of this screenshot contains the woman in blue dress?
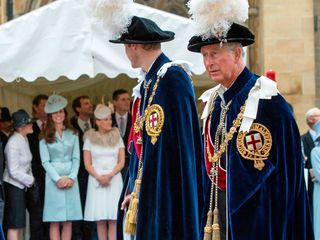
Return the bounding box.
[40,95,82,240]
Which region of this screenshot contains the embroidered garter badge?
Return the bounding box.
[145,104,164,145]
[236,123,272,171]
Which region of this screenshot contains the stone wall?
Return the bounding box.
[0,0,54,23]
[260,0,315,133]
[0,0,7,23]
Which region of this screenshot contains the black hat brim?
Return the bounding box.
[109,33,175,44]
[187,23,255,52]
[188,37,255,52]
[109,16,175,44]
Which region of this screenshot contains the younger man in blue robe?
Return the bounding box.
[110,16,205,240]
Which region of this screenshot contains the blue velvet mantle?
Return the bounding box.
[201,67,314,239]
[117,53,205,240]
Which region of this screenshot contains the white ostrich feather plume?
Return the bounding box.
[187,0,249,39]
[86,0,134,38]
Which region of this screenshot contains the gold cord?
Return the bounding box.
[204,92,247,240]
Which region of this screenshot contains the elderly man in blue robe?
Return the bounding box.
[187,0,314,239]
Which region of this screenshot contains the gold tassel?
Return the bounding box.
[203,210,213,240]
[124,191,136,234]
[124,171,142,235]
[211,208,220,240]
[128,197,139,223]
[124,209,136,234]
[128,178,141,223]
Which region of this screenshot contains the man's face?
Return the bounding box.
[34,99,47,120]
[0,121,12,132]
[200,44,239,88]
[310,109,320,127]
[124,44,140,69]
[78,98,93,117]
[114,93,131,113]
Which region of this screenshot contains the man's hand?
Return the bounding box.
[121,194,132,210]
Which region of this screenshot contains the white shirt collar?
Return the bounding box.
[77,118,91,132]
[36,119,44,129]
[132,62,155,100]
[115,112,128,121]
[1,130,10,137]
[309,129,317,141]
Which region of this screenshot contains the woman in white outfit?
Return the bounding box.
[3,109,34,240]
[83,104,124,240]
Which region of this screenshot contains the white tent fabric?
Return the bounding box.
[0,0,205,82]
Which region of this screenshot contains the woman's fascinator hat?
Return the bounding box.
[94,104,112,120]
[87,103,119,147]
[44,94,68,114]
[187,0,255,52]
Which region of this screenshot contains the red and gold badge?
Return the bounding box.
[236,123,272,170]
[145,104,164,145]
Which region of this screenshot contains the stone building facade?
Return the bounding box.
[0,0,55,22]
[0,0,319,132]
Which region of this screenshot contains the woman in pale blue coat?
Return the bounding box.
[311,120,320,240]
[40,95,82,240]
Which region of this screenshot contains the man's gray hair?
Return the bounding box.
[306,107,320,124]
[225,42,245,57]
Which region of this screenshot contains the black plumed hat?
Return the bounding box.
[187,23,255,52]
[109,16,174,44]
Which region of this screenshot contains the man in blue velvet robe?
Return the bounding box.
[187,21,314,240]
[110,16,204,240]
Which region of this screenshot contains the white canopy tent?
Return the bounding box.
[0,0,210,114]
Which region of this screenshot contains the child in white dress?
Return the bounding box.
[83,104,125,240]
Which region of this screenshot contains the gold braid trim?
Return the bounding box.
[134,75,161,134]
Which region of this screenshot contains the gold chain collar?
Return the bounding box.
[134,64,190,134]
[206,92,247,164]
[133,74,161,134]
